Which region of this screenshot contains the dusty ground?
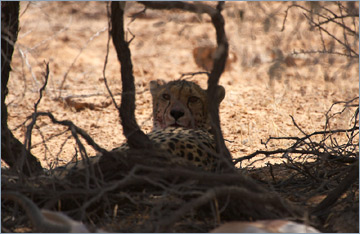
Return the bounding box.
[5,1,359,170]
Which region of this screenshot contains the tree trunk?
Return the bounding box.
[1,1,43,176]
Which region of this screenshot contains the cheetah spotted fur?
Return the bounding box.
[113,79,226,171]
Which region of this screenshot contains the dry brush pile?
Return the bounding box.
[2,1,359,233]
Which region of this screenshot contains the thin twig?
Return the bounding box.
[58,27,108,98]
[102,2,119,110]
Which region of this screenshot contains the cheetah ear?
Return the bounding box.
[215,85,225,104]
[150,79,166,95]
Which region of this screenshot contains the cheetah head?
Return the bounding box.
[150,79,225,131]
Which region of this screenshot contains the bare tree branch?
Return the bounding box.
[110,2,152,149]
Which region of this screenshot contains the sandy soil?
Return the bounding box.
[5,1,359,169]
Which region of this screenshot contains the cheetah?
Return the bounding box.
[57,79,226,176]
[112,79,226,171]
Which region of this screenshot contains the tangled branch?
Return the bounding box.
[282,2,359,58]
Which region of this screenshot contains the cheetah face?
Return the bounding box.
[150,79,225,131]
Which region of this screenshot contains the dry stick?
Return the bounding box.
[283,4,358,35]
[138,1,217,14]
[29,112,107,154]
[311,160,359,215]
[92,152,271,214]
[58,26,108,98]
[136,164,268,193]
[77,165,164,218]
[127,6,147,26]
[282,3,352,31]
[68,125,93,191]
[318,14,358,36]
[34,125,54,168]
[79,167,138,219]
[289,115,317,152]
[26,108,104,192]
[236,125,358,164]
[2,191,70,233]
[19,62,50,176]
[110,2,152,149]
[321,2,358,36]
[155,186,301,232]
[282,4,359,58]
[302,13,358,57]
[31,129,68,148]
[24,62,50,150]
[324,98,359,153]
[179,71,210,80]
[24,109,107,182]
[324,97,359,133]
[292,49,357,58]
[102,2,119,110]
[350,107,359,139]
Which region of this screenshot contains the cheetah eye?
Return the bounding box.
[188,96,199,103]
[162,93,170,100]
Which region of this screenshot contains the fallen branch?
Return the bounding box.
[311,160,359,215]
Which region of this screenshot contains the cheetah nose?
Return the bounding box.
[170,110,185,120]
